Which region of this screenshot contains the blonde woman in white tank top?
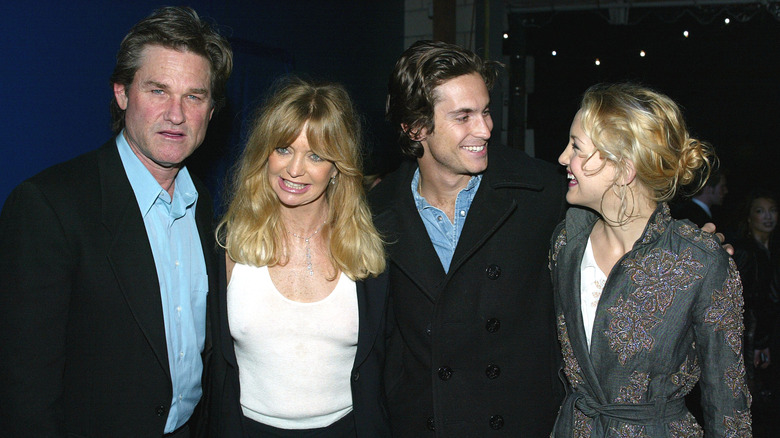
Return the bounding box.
[210,77,388,438]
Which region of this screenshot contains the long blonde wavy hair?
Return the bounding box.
[578,83,715,223]
[217,77,385,280]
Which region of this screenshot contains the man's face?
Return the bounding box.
[415,73,492,185]
[713,176,728,206]
[113,45,214,176]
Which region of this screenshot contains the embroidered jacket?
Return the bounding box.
[548,203,751,438]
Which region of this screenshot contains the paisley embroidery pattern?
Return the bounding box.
[623,247,703,314]
[670,355,701,396]
[677,223,720,252]
[550,228,567,270]
[704,260,745,356]
[614,371,649,404]
[638,203,670,244]
[557,314,585,388]
[724,358,751,405]
[723,409,752,438]
[668,413,704,438]
[605,246,703,364]
[605,297,661,365]
[573,408,593,438]
[609,423,650,438]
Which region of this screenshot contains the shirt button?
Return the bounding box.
[425,323,432,336]
[459,210,466,217]
[179,351,184,358]
[176,306,182,313]
[178,394,183,401]
[437,366,453,381]
[426,416,435,431]
[175,260,180,267]
[352,371,360,381]
[437,215,443,221]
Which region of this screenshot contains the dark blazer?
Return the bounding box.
[671,199,711,228]
[207,252,392,437]
[369,145,568,437]
[0,140,218,438]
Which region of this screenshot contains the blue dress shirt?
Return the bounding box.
[116,133,208,433]
[412,169,482,273]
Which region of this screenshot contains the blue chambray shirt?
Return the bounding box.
[116,132,208,433]
[412,168,482,273]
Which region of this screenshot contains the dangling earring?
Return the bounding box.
[330,176,336,185]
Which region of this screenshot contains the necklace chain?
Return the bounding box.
[287,220,327,276]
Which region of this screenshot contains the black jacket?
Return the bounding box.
[369,144,568,437]
[0,140,218,437]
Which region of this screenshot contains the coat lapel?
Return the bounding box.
[99,143,170,377]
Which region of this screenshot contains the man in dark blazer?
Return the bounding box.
[0,7,232,437]
[671,170,728,227]
[370,40,567,436]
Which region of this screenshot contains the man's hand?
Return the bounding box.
[702,222,733,256]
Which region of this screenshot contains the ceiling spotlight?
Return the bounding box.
[552,50,557,56]
[595,58,601,66]
[640,50,646,57]
[503,33,509,39]
[724,18,730,25]
[683,30,689,38]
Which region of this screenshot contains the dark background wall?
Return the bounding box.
[0,0,404,210]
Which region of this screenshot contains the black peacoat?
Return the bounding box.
[369,144,568,437]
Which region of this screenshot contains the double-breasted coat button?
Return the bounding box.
[155,405,166,416]
[485,318,501,333]
[489,415,504,430]
[485,364,501,379]
[486,264,501,280]
[426,416,435,431]
[437,366,453,381]
[352,371,360,381]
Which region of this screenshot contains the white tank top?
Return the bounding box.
[228,263,358,429]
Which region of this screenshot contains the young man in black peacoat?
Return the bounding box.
[369,40,567,436]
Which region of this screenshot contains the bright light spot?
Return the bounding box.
[552,50,557,56]
[503,33,509,39]
[595,58,601,66]
[725,18,730,24]
[683,30,689,38]
[640,50,646,57]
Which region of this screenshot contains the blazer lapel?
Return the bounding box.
[99,143,170,376]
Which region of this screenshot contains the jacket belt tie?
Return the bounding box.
[565,391,687,435]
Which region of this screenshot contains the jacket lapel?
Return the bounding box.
[353,271,389,368]
[99,142,170,377]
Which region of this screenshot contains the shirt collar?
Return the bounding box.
[410,168,482,211]
[115,131,198,217]
[691,198,712,217]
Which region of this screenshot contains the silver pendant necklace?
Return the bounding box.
[287,220,327,276]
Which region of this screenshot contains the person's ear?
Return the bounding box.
[620,159,637,186]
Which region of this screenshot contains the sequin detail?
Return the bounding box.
[723,409,752,438]
[622,248,703,315]
[638,203,670,244]
[550,228,567,270]
[670,355,701,397]
[609,423,650,438]
[614,371,649,404]
[573,408,593,438]
[677,223,721,252]
[725,358,751,404]
[668,413,704,438]
[704,260,745,356]
[605,247,703,364]
[557,314,585,388]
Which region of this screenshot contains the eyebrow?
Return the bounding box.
[144,80,209,95]
[447,103,490,116]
